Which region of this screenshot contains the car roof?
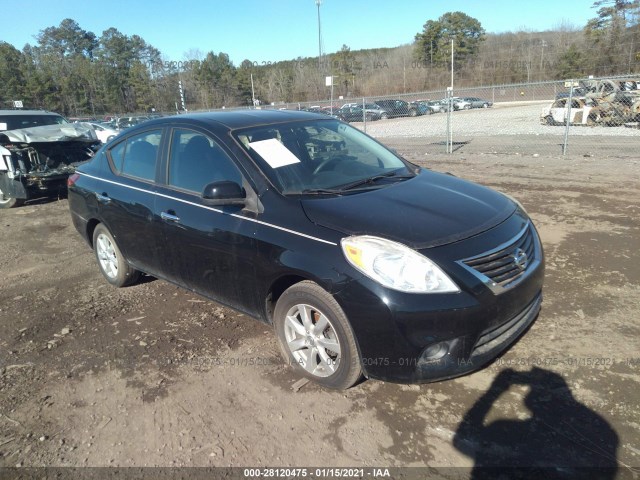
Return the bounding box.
[0,109,62,116]
[138,110,327,131]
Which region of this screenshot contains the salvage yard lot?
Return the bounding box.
[0,135,639,473]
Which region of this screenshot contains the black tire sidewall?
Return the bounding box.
[92,224,137,287]
[273,281,361,389]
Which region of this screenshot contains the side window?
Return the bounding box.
[168,129,241,194]
[108,129,161,181]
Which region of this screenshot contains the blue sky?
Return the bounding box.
[3,0,595,64]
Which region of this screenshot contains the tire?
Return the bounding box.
[380,113,389,120]
[483,103,489,108]
[544,115,555,126]
[92,223,141,287]
[408,109,417,117]
[0,184,24,209]
[273,281,362,390]
[463,104,471,110]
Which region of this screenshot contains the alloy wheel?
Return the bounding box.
[96,233,119,279]
[283,303,341,377]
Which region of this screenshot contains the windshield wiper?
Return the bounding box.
[338,171,414,191]
[293,188,345,196]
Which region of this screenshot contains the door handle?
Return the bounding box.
[160,211,180,223]
[96,193,111,204]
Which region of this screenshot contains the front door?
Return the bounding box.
[155,127,260,315]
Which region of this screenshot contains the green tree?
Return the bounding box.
[0,42,25,107]
[585,0,640,74]
[555,44,587,78]
[414,12,485,69]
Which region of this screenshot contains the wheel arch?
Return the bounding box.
[86,218,102,249]
[264,274,310,324]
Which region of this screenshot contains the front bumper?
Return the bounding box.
[334,212,545,383]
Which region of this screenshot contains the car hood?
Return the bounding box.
[0,123,98,144]
[301,170,516,249]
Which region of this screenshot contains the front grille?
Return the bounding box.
[463,223,536,288]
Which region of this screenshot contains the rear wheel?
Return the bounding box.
[93,224,141,287]
[274,281,362,390]
[0,185,23,209]
[483,103,489,108]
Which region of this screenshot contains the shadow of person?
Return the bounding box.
[453,367,619,480]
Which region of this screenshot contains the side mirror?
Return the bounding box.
[202,181,246,206]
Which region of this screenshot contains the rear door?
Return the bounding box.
[99,128,165,276]
[155,127,260,315]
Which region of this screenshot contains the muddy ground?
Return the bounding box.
[0,136,638,477]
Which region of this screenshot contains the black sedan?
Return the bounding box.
[68,111,544,389]
[335,105,380,122]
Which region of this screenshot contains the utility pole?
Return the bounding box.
[450,38,454,91]
[250,73,256,108]
[315,0,323,68]
[446,38,454,154]
[540,40,548,77]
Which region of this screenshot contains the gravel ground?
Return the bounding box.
[359,102,640,139]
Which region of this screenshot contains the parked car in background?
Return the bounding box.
[453,97,493,110]
[428,100,451,112]
[68,110,544,389]
[374,99,419,117]
[412,101,432,115]
[415,101,441,114]
[362,103,389,119]
[87,122,119,143]
[301,106,332,116]
[69,117,98,123]
[116,116,150,130]
[0,109,100,208]
[335,105,381,122]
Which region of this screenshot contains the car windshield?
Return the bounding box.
[234,119,414,195]
[0,114,68,131]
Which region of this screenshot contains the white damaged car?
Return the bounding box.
[540,98,602,126]
[0,110,100,208]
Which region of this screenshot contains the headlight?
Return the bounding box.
[341,236,460,294]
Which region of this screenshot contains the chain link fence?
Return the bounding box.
[107,74,640,158]
[230,73,639,158]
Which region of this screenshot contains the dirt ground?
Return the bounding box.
[0,137,639,477]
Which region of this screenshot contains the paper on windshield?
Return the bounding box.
[248,138,300,169]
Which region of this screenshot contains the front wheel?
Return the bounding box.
[0,185,24,209]
[274,281,362,390]
[92,224,141,287]
[408,109,417,117]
